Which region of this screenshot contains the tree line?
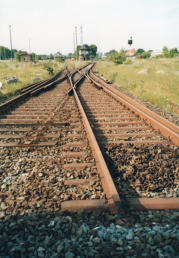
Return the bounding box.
[0,44,98,61]
[0,46,17,60]
[0,46,59,61]
[159,46,178,58]
[1,45,178,63]
[105,46,179,64]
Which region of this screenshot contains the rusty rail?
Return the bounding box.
[1,63,178,212]
[61,72,120,212]
[86,69,179,210]
[0,73,68,112]
[90,70,179,146]
[0,63,92,113]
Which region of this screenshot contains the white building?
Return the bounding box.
[150,50,162,57]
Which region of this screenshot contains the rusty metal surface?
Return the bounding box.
[80,69,178,211]
[0,63,178,213]
[0,74,67,112]
[127,198,179,210]
[66,72,120,212]
[90,70,179,145]
[61,199,106,211]
[0,64,109,217]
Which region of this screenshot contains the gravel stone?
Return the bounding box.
[0,211,5,219]
[65,251,74,258]
[57,243,64,253]
[0,72,178,257]
[126,229,134,240]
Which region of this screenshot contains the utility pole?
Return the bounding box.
[75,26,78,60]
[80,25,83,45]
[9,25,13,61]
[29,39,31,54]
[73,32,76,56]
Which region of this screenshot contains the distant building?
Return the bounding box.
[19,52,32,62]
[79,44,90,60]
[150,50,162,57]
[125,48,136,57]
[40,55,48,60]
[54,52,65,61]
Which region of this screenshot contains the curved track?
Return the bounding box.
[0,63,178,216]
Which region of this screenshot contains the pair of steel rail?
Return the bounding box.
[0,63,178,212]
[60,65,179,212]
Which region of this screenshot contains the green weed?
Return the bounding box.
[0,60,87,101]
[95,58,179,113]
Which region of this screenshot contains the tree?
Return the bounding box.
[105,49,118,62]
[31,52,36,61]
[73,45,81,59]
[169,48,178,57]
[105,49,118,56]
[49,53,54,60]
[106,49,126,64]
[134,48,145,56]
[141,51,151,59]
[15,51,22,61]
[12,49,18,58]
[89,44,97,59]
[113,49,126,64]
[113,53,125,64]
[66,53,73,59]
[162,46,169,57]
[0,46,11,59]
[0,46,18,60]
[36,55,41,61]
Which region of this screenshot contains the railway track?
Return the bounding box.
[0,63,178,217]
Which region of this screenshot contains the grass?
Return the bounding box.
[0,60,86,101]
[95,58,179,113]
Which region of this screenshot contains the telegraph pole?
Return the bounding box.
[9,25,13,61]
[29,39,31,54]
[75,26,78,60]
[80,25,83,45]
[73,32,76,55]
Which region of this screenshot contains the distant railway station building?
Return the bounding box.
[79,44,90,60]
[19,52,32,62]
[125,48,136,58]
[54,52,65,61]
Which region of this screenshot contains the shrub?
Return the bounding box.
[113,54,125,64]
[162,46,169,58]
[15,52,21,62]
[134,48,145,56]
[162,46,178,58]
[124,59,132,64]
[106,49,126,64]
[43,63,50,69]
[169,48,178,58]
[141,51,151,59]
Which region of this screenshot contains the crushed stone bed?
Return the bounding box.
[0,209,178,257]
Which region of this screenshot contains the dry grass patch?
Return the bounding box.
[0,60,86,101]
[96,58,179,113]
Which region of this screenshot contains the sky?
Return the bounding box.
[1,0,179,55]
